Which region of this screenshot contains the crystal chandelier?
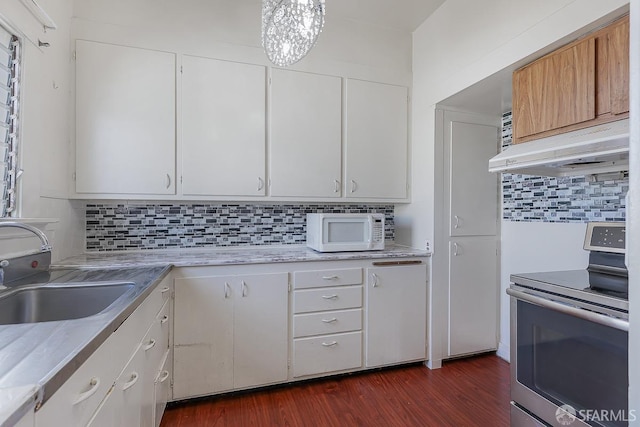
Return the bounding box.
[262,0,325,67]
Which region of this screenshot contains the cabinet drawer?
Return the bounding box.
[293,331,362,377]
[293,268,362,289]
[294,286,362,313]
[293,309,362,338]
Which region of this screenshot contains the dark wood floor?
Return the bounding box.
[160,353,510,427]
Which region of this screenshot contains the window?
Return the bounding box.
[0,24,19,217]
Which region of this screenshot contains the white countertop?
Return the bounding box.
[54,243,430,269]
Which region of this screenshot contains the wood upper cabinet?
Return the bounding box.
[512,14,629,144]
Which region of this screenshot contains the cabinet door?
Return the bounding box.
[448,238,498,357]
[270,69,342,197]
[233,273,288,389]
[345,79,408,199]
[75,40,176,195]
[449,121,498,237]
[512,37,596,141]
[365,263,427,367]
[182,56,267,196]
[608,16,629,115]
[173,276,234,398]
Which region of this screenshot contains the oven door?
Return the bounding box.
[508,287,629,427]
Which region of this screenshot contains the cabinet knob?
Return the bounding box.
[166,174,172,189]
[224,282,231,299]
[350,179,357,193]
[241,280,248,297]
[73,377,101,405]
[453,242,461,256]
[372,273,379,287]
[321,341,338,347]
[454,215,461,229]
[334,179,340,193]
[257,177,265,191]
[321,294,338,300]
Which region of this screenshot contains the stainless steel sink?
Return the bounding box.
[0,282,135,325]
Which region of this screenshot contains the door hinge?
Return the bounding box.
[180,65,183,74]
[72,50,76,60]
[288,281,292,292]
[72,172,76,181]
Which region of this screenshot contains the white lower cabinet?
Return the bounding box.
[171,258,428,400]
[292,267,364,378]
[34,275,173,427]
[173,270,288,399]
[365,262,427,368]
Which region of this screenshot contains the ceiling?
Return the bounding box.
[325,0,446,32]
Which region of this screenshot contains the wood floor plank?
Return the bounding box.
[160,353,509,427]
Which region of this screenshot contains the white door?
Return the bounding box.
[233,273,289,389]
[173,276,234,398]
[270,69,342,197]
[75,40,176,195]
[345,79,408,199]
[365,263,427,367]
[448,238,498,356]
[182,56,266,196]
[449,121,499,236]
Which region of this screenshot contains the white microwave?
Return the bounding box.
[306,213,385,252]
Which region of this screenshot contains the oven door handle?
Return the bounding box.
[507,288,629,332]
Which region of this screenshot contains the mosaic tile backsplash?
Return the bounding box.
[86,203,395,251]
[501,112,628,222]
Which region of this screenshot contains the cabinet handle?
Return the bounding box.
[122,372,139,391]
[160,315,169,324]
[454,215,460,229]
[453,242,460,256]
[322,275,339,280]
[73,377,101,405]
[322,294,338,300]
[321,318,338,323]
[144,339,157,351]
[158,370,170,383]
[166,174,171,189]
[372,273,379,288]
[160,286,170,294]
[224,282,231,299]
[350,179,357,193]
[334,179,340,193]
[322,341,338,347]
[241,280,248,297]
[257,177,264,191]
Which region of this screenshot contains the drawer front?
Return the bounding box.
[293,331,362,377]
[294,286,362,313]
[293,268,362,289]
[293,309,362,338]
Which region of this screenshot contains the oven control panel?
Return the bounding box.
[584,221,626,254]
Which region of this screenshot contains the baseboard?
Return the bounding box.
[497,342,510,362]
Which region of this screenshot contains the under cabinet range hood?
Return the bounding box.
[488,118,629,177]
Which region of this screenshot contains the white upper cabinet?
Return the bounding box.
[75,40,176,195]
[269,69,342,198]
[345,79,408,200]
[449,121,498,237]
[181,56,267,197]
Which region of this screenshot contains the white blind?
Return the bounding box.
[0,24,19,217]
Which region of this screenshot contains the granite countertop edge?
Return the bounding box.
[52,243,431,269]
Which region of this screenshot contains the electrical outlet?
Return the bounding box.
[425,240,432,252]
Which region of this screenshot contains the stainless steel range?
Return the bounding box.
[508,222,630,427]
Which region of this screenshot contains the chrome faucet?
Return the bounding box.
[0,221,52,252]
[0,222,52,288]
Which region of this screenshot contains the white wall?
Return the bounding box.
[0,0,84,262]
[71,0,412,85]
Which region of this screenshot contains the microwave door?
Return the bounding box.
[323,218,366,248]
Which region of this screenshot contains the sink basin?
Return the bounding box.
[0,283,135,325]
